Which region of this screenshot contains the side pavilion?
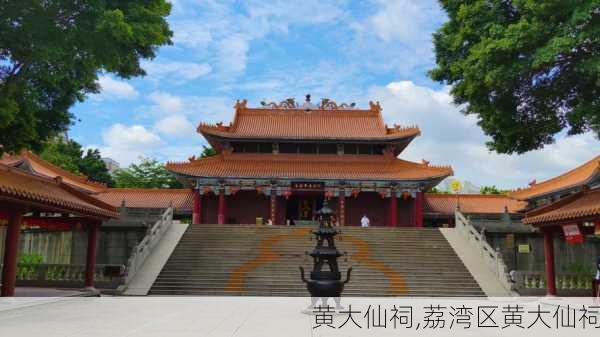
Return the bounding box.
[512,154,600,296]
[0,163,118,296]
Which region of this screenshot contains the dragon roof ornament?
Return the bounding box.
[257,95,358,110]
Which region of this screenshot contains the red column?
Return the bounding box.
[192,189,202,225]
[270,192,277,225]
[217,189,226,225]
[338,191,345,226]
[84,222,100,289]
[389,193,398,227]
[1,209,24,297]
[413,191,424,227]
[543,229,557,296]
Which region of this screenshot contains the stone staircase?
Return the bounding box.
[149,225,484,296]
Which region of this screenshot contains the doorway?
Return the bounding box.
[285,194,324,222]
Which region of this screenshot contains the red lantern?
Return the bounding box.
[283,190,292,199]
[351,189,360,198]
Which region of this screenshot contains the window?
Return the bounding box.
[344,144,357,154]
[279,143,297,153]
[258,143,273,153]
[358,144,371,155]
[373,145,385,155]
[318,143,337,154]
[231,142,244,153]
[244,143,258,153]
[299,143,317,154]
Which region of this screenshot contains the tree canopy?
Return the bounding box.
[0,0,172,154]
[479,185,509,195]
[430,1,600,154]
[200,145,216,158]
[114,158,182,189]
[39,138,114,186]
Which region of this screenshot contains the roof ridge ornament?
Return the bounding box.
[369,100,382,113]
[234,99,248,110]
[319,98,356,110]
[257,97,356,110]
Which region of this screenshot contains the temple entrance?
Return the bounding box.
[285,194,324,224]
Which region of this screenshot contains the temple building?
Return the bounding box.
[166,97,454,227]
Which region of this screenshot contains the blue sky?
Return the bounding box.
[70,0,598,189]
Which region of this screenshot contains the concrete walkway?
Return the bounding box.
[121,221,189,295]
[440,228,514,297]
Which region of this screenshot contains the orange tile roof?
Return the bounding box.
[94,188,193,210]
[166,153,452,181]
[0,164,118,219]
[424,193,527,215]
[198,102,421,141]
[522,188,600,225]
[510,154,600,201]
[0,151,107,193]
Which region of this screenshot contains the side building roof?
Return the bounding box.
[509,154,600,201]
[0,151,108,193]
[522,188,600,226]
[94,188,193,210]
[0,163,118,219]
[424,193,527,215]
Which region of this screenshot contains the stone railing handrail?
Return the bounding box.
[120,207,173,288]
[1,263,123,288]
[455,210,514,292]
[512,270,593,292]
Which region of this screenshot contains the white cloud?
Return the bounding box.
[359,0,442,43]
[369,80,599,189]
[347,0,445,76]
[148,91,183,114]
[99,124,163,166]
[216,35,250,77]
[154,115,196,137]
[171,21,213,49]
[143,60,212,81]
[168,0,346,80]
[96,76,139,100]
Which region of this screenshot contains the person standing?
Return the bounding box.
[361,214,370,228]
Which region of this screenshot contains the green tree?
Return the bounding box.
[39,139,82,174]
[114,158,182,189]
[429,187,450,194]
[38,138,114,186]
[80,148,114,187]
[200,145,216,158]
[430,1,600,154]
[479,185,509,195]
[0,1,172,154]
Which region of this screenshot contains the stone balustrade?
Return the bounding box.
[0,263,124,288]
[514,271,593,292]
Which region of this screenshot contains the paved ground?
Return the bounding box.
[13,287,90,297]
[0,296,591,337]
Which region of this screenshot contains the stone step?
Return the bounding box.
[149,226,484,297]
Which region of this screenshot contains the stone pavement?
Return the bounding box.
[0,296,593,337]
